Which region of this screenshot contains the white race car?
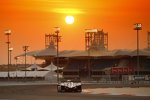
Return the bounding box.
[57,79,82,92]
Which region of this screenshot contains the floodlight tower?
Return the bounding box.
[9,47,13,67]
[23,46,29,79]
[4,29,11,79]
[85,29,108,51]
[54,27,61,83]
[134,23,142,75]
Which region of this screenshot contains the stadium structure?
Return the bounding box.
[15,29,150,81]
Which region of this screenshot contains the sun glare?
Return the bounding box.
[65,16,74,24]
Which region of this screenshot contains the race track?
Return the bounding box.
[0,84,150,100]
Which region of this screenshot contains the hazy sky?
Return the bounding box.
[0,0,150,64]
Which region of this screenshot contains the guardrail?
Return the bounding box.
[82,80,150,85]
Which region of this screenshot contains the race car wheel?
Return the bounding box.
[78,89,82,92]
[77,86,82,92]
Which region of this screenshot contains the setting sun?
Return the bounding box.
[65,16,74,24]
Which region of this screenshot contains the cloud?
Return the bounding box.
[51,8,86,14]
[48,0,65,3]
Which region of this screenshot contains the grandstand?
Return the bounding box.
[14,29,150,81]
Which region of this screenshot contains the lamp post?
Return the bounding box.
[4,29,11,79]
[23,46,29,79]
[15,57,19,79]
[54,27,60,83]
[9,47,13,68]
[134,23,142,75]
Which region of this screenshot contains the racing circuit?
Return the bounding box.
[0,82,150,100]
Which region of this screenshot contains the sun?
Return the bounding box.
[65,16,74,24]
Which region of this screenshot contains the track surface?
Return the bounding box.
[0,84,150,100]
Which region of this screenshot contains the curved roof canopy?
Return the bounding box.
[16,47,150,58]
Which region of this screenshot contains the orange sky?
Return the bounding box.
[0,0,150,64]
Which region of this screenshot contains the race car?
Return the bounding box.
[57,79,82,92]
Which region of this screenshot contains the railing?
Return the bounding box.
[82,80,150,85]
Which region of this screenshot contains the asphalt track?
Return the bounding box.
[0,84,150,100]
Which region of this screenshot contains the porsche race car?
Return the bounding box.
[57,79,82,92]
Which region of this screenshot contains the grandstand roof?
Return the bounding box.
[130,49,150,56]
[16,48,150,58]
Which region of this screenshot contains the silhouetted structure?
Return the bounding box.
[4,29,11,79]
[23,46,29,79]
[45,33,61,49]
[134,23,142,75]
[85,29,108,51]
